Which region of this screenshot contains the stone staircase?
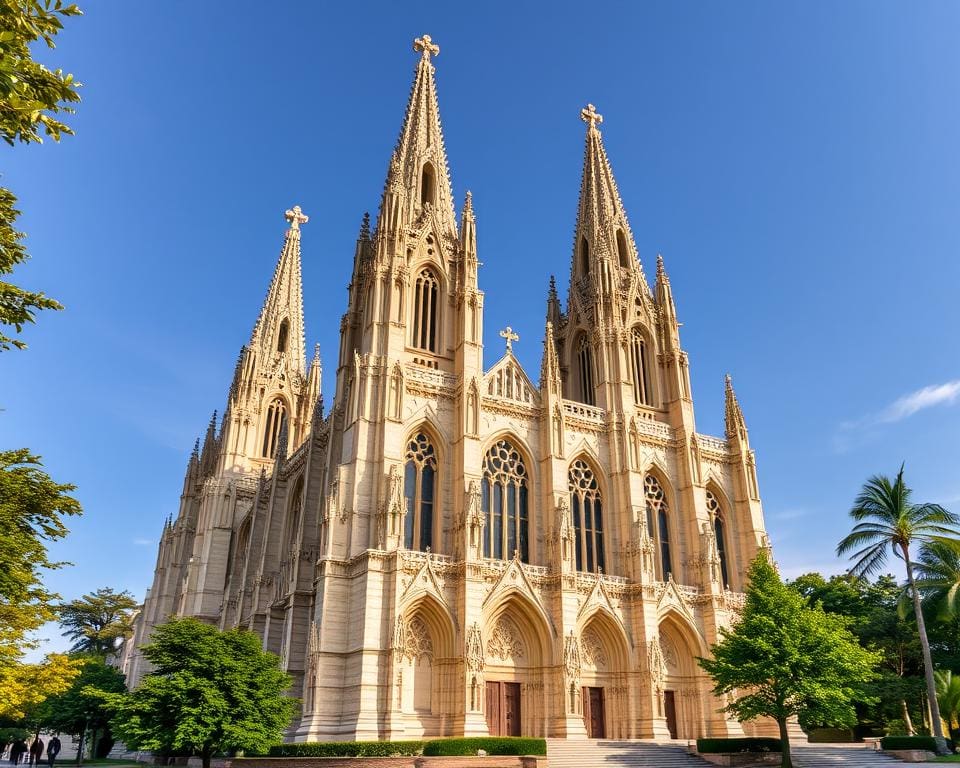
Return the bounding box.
[546,739,714,768]
[791,743,904,768]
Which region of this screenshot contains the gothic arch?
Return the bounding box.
[704,481,735,589]
[657,607,707,658]
[483,592,552,668]
[568,452,606,498]
[642,467,681,582]
[629,324,656,406]
[479,431,538,488]
[285,475,305,551]
[404,404,452,446]
[260,393,290,459]
[397,592,457,659]
[577,604,631,667]
[409,262,443,354]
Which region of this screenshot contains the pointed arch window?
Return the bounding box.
[645,474,673,579]
[616,229,630,269]
[482,439,529,562]
[580,237,590,276]
[630,328,651,406]
[577,334,595,406]
[412,268,439,353]
[706,490,731,588]
[569,459,604,573]
[420,162,436,206]
[262,397,287,459]
[404,433,436,552]
[287,476,304,553]
[277,319,289,354]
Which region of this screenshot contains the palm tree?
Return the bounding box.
[836,465,959,754]
[935,670,960,741]
[914,537,960,620]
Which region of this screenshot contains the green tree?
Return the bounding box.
[914,537,960,621]
[699,556,880,768]
[35,657,126,761]
[790,571,925,734]
[0,0,82,350]
[108,618,297,768]
[0,448,83,717]
[935,670,960,741]
[836,466,959,753]
[60,588,138,658]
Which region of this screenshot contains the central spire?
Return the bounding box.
[378,34,458,239]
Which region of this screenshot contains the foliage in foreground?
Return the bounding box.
[880,735,938,752]
[108,618,297,768]
[699,555,880,768]
[0,448,83,717]
[696,738,782,754]
[59,587,138,658]
[267,741,425,758]
[421,737,547,756]
[0,0,83,350]
[836,465,960,752]
[36,657,126,736]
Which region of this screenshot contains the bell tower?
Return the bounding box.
[220,205,321,475]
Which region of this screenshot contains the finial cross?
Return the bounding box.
[414,34,440,61]
[580,103,603,130]
[285,205,309,230]
[499,326,519,353]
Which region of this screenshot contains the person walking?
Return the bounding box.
[12,739,27,766]
[28,739,43,768]
[45,739,60,768]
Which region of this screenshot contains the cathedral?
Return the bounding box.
[124,34,773,744]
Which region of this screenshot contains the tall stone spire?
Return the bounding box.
[724,374,749,444]
[569,104,650,299]
[248,206,309,378]
[378,34,458,240]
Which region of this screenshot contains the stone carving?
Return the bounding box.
[465,622,484,672]
[563,631,581,680]
[557,497,573,563]
[486,616,524,662]
[648,634,667,687]
[659,631,678,673]
[396,615,433,664]
[580,627,607,669]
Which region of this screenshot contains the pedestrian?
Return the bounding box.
[12,739,27,766]
[45,738,59,768]
[28,739,43,768]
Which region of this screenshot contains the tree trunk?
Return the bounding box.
[201,746,212,768]
[903,543,949,755]
[778,717,792,768]
[900,699,915,736]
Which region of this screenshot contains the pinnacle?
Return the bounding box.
[359,212,371,241]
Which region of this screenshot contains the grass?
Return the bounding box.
[930,756,960,763]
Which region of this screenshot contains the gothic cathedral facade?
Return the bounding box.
[124,35,772,743]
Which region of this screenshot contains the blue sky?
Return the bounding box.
[3,1,959,657]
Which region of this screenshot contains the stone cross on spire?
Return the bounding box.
[285,205,309,230]
[413,34,440,61]
[499,326,519,353]
[580,103,603,131]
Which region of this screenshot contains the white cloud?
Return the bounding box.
[133,537,154,546]
[876,380,960,424]
[835,378,960,452]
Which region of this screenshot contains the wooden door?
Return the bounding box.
[588,687,605,738]
[664,689,678,739]
[485,681,501,735]
[504,682,522,736]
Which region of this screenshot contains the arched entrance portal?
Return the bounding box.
[578,612,631,739]
[658,615,706,740]
[394,597,456,737]
[483,597,549,737]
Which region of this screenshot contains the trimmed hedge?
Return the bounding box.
[267,741,424,757]
[697,738,783,754]
[422,738,547,756]
[880,736,937,752]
